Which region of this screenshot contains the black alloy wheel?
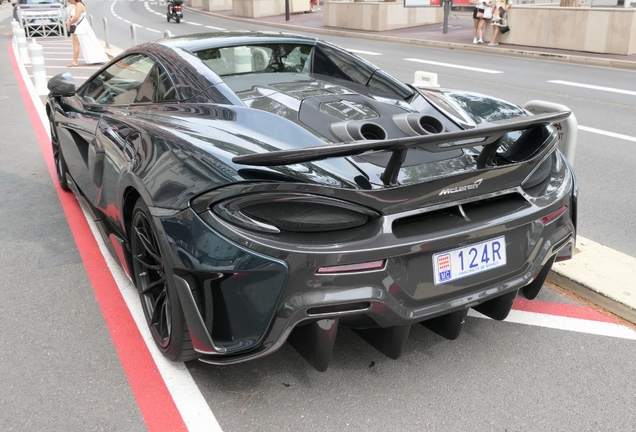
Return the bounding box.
[49,111,70,191]
[130,199,195,360]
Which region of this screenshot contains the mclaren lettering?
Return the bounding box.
[439,179,483,196]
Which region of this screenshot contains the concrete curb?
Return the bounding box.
[548,237,636,324]
[189,8,636,72]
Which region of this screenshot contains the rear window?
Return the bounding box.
[194,44,313,77]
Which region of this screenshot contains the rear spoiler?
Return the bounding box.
[233,110,571,186]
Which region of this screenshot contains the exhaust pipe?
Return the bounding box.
[331,121,388,142]
[393,113,445,137]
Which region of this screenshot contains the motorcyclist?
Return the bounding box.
[166,0,184,23]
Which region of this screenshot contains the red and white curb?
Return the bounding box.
[11,42,222,432]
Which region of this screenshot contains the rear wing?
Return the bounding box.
[233,111,571,186]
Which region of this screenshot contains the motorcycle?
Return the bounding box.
[166,0,183,23]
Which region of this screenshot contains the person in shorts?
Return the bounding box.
[470,0,493,44]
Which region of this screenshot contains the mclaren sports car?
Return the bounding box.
[46,32,577,371]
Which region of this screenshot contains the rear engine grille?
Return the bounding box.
[392,193,530,238]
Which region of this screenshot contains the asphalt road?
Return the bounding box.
[2,2,636,431]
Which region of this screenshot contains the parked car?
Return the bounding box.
[46,32,577,371]
[14,0,67,37]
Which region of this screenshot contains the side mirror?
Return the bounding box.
[48,72,76,97]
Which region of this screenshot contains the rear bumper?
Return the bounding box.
[158,165,576,364]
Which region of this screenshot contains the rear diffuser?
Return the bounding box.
[353,325,411,360]
[421,309,468,340]
[288,318,339,372]
[473,289,518,321]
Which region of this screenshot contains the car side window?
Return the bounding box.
[81,54,156,105]
[132,64,179,104]
[155,65,178,102]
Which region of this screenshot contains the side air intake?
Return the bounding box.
[331,121,388,142]
[392,113,445,136]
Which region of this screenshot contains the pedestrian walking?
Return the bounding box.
[66,0,108,67]
[489,0,512,46]
[470,0,492,44]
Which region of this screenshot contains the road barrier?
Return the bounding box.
[19,6,65,38]
[15,27,30,65]
[27,39,48,95]
[104,17,110,48]
[11,20,21,52]
[130,24,138,47]
[412,71,440,89]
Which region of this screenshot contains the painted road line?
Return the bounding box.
[578,125,636,143]
[186,22,204,26]
[548,80,636,97]
[470,308,636,340]
[145,28,161,33]
[12,43,188,432]
[404,58,503,74]
[512,297,616,323]
[205,25,227,30]
[81,205,223,432]
[12,43,222,432]
[346,49,382,56]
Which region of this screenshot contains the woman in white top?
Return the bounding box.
[66,0,109,67]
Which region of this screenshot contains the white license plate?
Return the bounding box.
[433,236,507,285]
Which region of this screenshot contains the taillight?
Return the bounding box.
[540,205,567,225]
[175,5,181,10]
[212,193,378,234]
[317,260,386,274]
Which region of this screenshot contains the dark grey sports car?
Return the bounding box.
[46,32,576,371]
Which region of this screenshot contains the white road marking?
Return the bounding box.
[82,207,224,432]
[404,58,503,74]
[145,28,161,33]
[205,25,227,30]
[469,309,636,340]
[549,80,636,97]
[186,22,203,26]
[16,41,222,432]
[579,125,636,143]
[346,49,382,56]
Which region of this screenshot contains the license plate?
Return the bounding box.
[433,236,507,285]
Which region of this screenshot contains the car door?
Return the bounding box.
[58,53,156,206]
[93,61,179,226]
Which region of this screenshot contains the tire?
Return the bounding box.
[166,14,170,22]
[49,110,70,191]
[176,16,181,23]
[130,199,197,361]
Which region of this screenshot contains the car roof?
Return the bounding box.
[156,31,319,53]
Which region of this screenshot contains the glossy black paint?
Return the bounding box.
[46,32,577,370]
